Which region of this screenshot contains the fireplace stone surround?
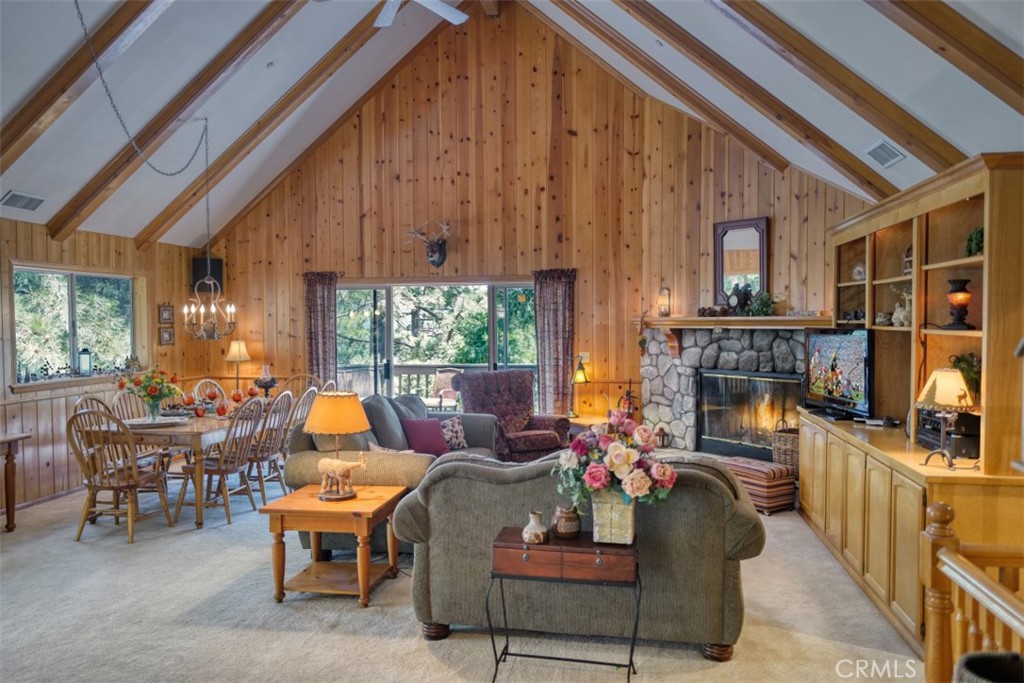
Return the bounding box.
[640,328,807,450]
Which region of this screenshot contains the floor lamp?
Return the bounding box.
[225,341,250,393]
[568,355,590,418]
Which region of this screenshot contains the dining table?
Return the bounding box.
[124,416,230,529]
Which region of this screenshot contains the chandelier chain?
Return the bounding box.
[73,0,206,178]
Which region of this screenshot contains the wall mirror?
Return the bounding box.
[713,217,768,305]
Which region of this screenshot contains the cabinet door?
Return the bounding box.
[842,444,866,573]
[863,456,892,603]
[824,433,846,549]
[807,425,827,530]
[798,419,817,514]
[890,471,925,640]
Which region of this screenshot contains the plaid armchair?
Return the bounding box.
[452,369,569,462]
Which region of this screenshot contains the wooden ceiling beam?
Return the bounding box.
[47,0,307,242]
[614,0,895,200]
[711,0,967,173]
[866,0,1024,115]
[134,2,386,250]
[0,0,174,174]
[479,1,500,18]
[552,0,789,172]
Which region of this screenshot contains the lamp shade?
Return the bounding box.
[916,368,974,411]
[304,391,371,436]
[571,356,590,385]
[225,340,250,362]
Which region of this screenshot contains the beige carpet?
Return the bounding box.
[0,489,922,683]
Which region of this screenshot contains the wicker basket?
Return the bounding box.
[771,419,800,476]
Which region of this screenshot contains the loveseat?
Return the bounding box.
[392,452,766,660]
[283,394,497,552]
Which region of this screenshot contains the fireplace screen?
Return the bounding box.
[698,370,802,460]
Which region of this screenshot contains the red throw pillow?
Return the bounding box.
[400,418,450,456]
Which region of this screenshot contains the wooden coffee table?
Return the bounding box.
[259,484,407,607]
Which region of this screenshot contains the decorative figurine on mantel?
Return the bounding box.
[317,454,367,502]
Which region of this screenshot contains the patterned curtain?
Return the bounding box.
[533,268,576,415]
[303,272,338,386]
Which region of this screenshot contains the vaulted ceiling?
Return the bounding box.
[1,0,1021,248]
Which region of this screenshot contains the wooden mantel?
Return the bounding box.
[638,315,833,358]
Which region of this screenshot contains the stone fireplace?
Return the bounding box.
[640,328,806,452]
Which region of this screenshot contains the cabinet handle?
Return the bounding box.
[595,557,603,567]
[522,553,529,562]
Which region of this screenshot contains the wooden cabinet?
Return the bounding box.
[842,444,866,574]
[863,455,892,603]
[829,154,1024,476]
[799,420,826,529]
[824,433,846,549]
[890,471,924,638]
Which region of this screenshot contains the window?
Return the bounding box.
[335,283,535,398]
[13,267,134,381]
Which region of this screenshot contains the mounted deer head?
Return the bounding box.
[405,220,452,268]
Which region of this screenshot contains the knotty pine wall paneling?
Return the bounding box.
[0,219,196,511]
[209,2,870,416]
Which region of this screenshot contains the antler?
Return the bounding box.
[435,220,452,240]
[404,222,431,244]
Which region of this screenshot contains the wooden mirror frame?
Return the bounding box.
[713,217,768,305]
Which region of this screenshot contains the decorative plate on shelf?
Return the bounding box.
[851,262,866,282]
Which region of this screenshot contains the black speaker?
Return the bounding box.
[191,257,223,292]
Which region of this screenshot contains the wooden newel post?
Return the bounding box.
[921,502,960,683]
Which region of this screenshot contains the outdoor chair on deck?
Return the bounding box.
[422,367,462,410]
[452,369,569,462]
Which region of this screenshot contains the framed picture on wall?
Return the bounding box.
[158,327,174,346]
[158,304,174,325]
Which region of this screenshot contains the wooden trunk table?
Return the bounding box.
[259,485,407,607]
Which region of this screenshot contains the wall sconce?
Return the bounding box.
[78,348,92,376]
[943,279,974,330]
[657,286,671,317]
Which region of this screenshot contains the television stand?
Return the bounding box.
[810,408,850,422]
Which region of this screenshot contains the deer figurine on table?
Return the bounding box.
[405,221,452,268]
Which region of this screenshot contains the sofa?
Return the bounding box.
[392,452,766,661]
[452,369,570,462]
[283,393,497,552]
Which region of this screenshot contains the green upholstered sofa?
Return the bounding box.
[283,393,497,552]
[392,452,766,661]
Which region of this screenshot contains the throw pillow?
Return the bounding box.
[400,418,450,457]
[440,415,468,450]
[362,394,409,450]
[367,442,415,454]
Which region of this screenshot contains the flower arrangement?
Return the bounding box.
[552,409,677,508]
[117,367,182,404]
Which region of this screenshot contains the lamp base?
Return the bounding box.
[319,491,357,502]
[567,409,579,418]
[941,321,976,330]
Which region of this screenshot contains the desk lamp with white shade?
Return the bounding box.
[225,341,250,394]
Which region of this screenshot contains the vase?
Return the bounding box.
[146,400,161,422]
[591,489,635,545]
[551,505,580,539]
[522,510,548,544]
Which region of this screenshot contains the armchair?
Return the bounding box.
[452,369,569,462]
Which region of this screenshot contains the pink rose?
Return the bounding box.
[640,443,655,454]
[608,410,625,427]
[621,470,652,498]
[583,463,610,490]
[622,419,637,436]
[651,462,677,489]
[598,434,615,451]
[633,424,654,445]
[571,438,589,456]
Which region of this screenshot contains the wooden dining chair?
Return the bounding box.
[67,409,173,543]
[192,378,227,405]
[278,374,321,397]
[173,398,264,525]
[247,390,293,505]
[74,394,112,413]
[321,380,336,391]
[110,390,180,475]
[286,386,318,446]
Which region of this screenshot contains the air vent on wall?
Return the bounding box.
[1,190,46,212]
[865,140,906,169]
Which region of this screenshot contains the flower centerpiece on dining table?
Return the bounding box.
[117,368,182,421]
[551,409,677,544]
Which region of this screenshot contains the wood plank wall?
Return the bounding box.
[206,2,869,416]
[0,219,197,511]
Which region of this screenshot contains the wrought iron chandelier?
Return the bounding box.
[73,0,235,342]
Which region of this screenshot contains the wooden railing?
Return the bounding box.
[921,502,1024,683]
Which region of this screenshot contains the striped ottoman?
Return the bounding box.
[718,457,795,515]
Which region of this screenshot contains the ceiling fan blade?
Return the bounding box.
[373,0,402,28]
[414,0,469,25]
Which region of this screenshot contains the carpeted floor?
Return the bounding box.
[0,489,923,683]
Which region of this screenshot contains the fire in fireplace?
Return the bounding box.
[698,370,802,460]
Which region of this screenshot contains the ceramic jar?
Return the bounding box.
[522,510,548,544]
[551,505,581,539]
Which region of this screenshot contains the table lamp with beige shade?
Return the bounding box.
[304,391,371,501]
[567,355,590,418]
[916,367,978,471]
[225,341,250,394]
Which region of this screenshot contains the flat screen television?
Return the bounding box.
[804,328,873,419]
